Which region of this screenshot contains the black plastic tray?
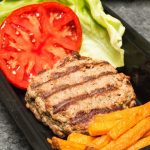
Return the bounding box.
[0,3,150,150]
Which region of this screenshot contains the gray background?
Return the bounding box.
[0,0,150,150]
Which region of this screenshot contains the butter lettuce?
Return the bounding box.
[0,0,125,67]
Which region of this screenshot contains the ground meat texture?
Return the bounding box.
[25,55,136,137]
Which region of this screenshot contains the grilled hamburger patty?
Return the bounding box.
[25,55,136,137]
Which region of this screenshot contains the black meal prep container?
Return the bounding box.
[0,3,150,150]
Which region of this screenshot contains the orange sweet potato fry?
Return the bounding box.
[92,103,145,122]
[108,102,150,139]
[88,118,120,136]
[101,117,150,150]
[86,135,111,150]
[127,135,150,150]
[88,102,150,139]
[88,103,150,136]
[47,138,52,144]
[67,133,95,145]
[49,137,86,150]
[144,130,150,137]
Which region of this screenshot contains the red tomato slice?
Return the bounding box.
[0,2,82,89]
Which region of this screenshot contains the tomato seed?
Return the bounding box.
[29,33,34,36]
[35,13,40,17]
[31,39,36,43]
[15,31,20,35]
[12,70,16,75]
[17,48,21,52]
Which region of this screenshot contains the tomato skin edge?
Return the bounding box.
[0,59,28,89]
[0,2,82,89]
[2,2,82,51]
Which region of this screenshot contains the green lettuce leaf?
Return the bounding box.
[0,0,125,67]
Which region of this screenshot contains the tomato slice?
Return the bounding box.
[0,2,82,89]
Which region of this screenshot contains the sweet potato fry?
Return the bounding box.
[108,102,150,139]
[127,135,150,150]
[47,138,52,144]
[88,119,120,136]
[67,133,95,145]
[101,117,150,150]
[86,135,111,150]
[92,102,146,123]
[50,137,85,150]
[88,102,150,136]
[144,130,150,137]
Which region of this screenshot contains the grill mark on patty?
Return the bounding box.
[37,69,47,75]
[31,61,109,89]
[70,106,123,125]
[33,55,81,77]
[58,55,83,68]
[41,71,115,99]
[57,57,73,68]
[53,85,117,114]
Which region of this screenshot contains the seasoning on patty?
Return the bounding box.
[25,55,136,137]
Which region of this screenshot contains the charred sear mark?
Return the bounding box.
[37,69,47,75]
[31,61,109,88]
[70,105,123,125]
[58,57,72,68]
[40,71,115,99]
[53,85,118,114]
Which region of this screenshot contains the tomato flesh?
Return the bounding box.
[0,2,82,89]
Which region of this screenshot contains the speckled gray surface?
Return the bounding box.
[0,103,32,150]
[104,0,150,42]
[0,1,150,150]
